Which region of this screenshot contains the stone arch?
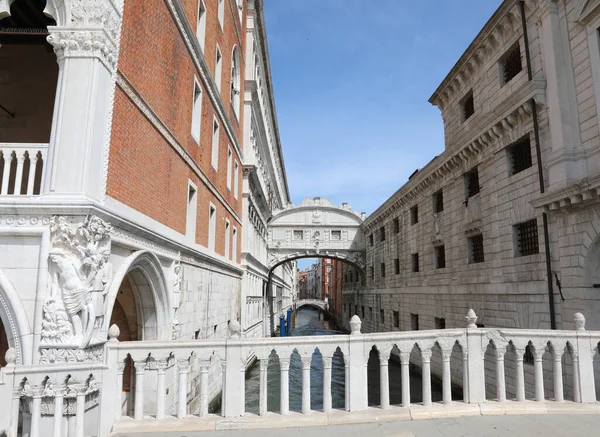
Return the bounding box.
[0,268,33,365]
[104,250,170,341]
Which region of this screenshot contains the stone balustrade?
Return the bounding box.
[0,143,47,196]
[1,310,600,436]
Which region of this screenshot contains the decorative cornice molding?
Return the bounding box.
[531,173,600,212]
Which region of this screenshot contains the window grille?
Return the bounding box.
[394,217,400,233]
[394,258,400,275]
[462,91,474,120]
[435,245,446,269]
[465,168,480,198]
[469,234,484,264]
[394,311,400,328]
[410,205,419,225]
[380,262,386,278]
[503,44,522,84]
[433,189,444,213]
[508,138,533,176]
[515,219,539,256]
[411,253,419,272]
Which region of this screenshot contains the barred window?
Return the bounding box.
[507,138,533,176]
[433,189,444,213]
[502,43,522,85]
[435,245,446,269]
[410,205,419,224]
[394,258,400,275]
[465,168,480,198]
[380,262,386,278]
[468,234,484,264]
[411,253,420,272]
[461,90,474,121]
[515,219,539,256]
[394,217,400,233]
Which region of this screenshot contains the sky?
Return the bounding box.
[262,1,502,269]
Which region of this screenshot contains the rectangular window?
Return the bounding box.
[515,219,539,256]
[411,253,419,272]
[380,226,386,242]
[369,266,374,280]
[217,0,224,28]
[393,217,400,233]
[361,306,365,319]
[394,258,400,275]
[208,203,217,251]
[394,311,400,328]
[215,45,222,91]
[293,230,304,240]
[211,119,220,170]
[411,313,419,331]
[349,305,352,317]
[461,90,474,121]
[380,309,385,324]
[191,81,202,143]
[369,307,373,319]
[435,245,446,269]
[232,227,237,263]
[465,167,480,198]
[468,234,484,264]
[331,230,341,240]
[196,0,207,53]
[225,219,230,259]
[226,148,232,190]
[433,189,444,213]
[435,317,446,330]
[507,137,533,176]
[501,43,522,85]
[233,160,239,199]
[369,234,374,247]
[186,182,198,240]
[410,205,419,225]
[380,262,386,278]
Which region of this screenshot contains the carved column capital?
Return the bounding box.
[300,356,312,370]
[133,360,147,374]
[279,358,291,370]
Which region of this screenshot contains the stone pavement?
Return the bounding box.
[114,414,600,436]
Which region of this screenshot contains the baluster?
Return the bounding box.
[27,152,39,195]
[13,153,25,195]
[322,356,332,414]
[379,351,390,409]
[553,352,564,402]
[115,362,125,419]
[259,359,268,416]
[280,357,290,415]
[462,351,469,403]
[177,359,190,418]
[30,386,44,437]
[134,361,147,419]
[400,351,411,407]
[515,348,526,401]
[494,346,507,402]
[534,347,545,402]
[199,360,210,418]
[75,384,86,437]
[572,351,581,403]
[442,350,452,404]
[1,151,11,195]
[421,349,432,406]
[156,361,167,419]
[53,385,65,437]
[301,356,311,414]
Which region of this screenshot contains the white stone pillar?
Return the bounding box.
[322,356,333,414]
[400,351,411,408]
[156,362,167,420]
[347,319,367,412]
[379,352,390,409]
[53,385,65,437]
[259,358,269,416]
[301,356,312,414]
[421,349,432,406]
[13,153,24,195]
[462,351,469,404]
[465,311,486,403]
[534,349,545,402]
[115,362,125,420]
[199,360,210,418]
[344,356,350,412]
[575,317,596,403]
[515,349,526,402]
[495,347,507,402]
[442,350,452,404]
[1,153,11,195]
[134,361,146,420]
[553,354,564,402]
[30,387,43,437]
[75,385,86,437]
[279,358,290,415]
[177,359,190,419]
[10,387,21,437]
[572,352,581,403]
[27,153,39,195]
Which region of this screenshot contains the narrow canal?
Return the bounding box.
[244,307,447,414]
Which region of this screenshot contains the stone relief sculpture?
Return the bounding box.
[172,262,182,340]
[41,215,113,349]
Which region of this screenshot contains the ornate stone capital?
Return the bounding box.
[279,358,291,370]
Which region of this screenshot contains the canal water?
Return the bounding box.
[244,307,447,414]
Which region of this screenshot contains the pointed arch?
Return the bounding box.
[0,268,33,365]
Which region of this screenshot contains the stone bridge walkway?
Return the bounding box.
[114,413,600,436]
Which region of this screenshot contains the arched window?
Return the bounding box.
[230,46,241,118]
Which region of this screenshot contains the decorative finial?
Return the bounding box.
[574,313,586,331]
[5,348,17,366]
[350,315,362,335]
[465,309,478,328]
[108,324,120,341]
[228,320,241,338]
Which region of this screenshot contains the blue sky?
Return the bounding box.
[263,1,501,269]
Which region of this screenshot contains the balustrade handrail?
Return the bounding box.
[0,142,48,196]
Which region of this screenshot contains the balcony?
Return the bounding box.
[0,143,47,196]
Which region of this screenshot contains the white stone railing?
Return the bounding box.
[1,310,600,436]
[0,143,47,196]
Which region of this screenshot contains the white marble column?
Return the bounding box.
[1,152,11,195]
[177,359,190,419]
[53,385,65,437]
[134,361,146,420]
[421,349,432,406]
[400,351,411,408]
[156,361,167,419]
[379,352,390,409]
[280,358,290,415]
[322,356,333,414]
[515,349,526,402]
[495,346,507,402]
[534,348,545,402]
[115,362,125,420]
[30,386,43,437]
[27,152,39,195]
[199,360,210,418]
[301,356,312,414]
[75,385,86,437]
[442,350,452,404]
[259,359,269,416]
[553,354,564,402]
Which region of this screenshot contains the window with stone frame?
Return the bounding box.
[380,226,386,242]
[331,230,341,240]
[410,313,419,331]
[411,253,419,272]
[435,244,446,269]
[514,219,539,256]
[435,317,446,329]
[380,309,385,324]
[369,307,373,319]
[394,311,400,328]
[468,233,484,264]
[433,189,444,213]
[461,90,474,121]
[369,234,374,246]
[394,217,400,233]
[394,258,400,275]
[361,306,365,319]
[507,137,533,176]
[293,230,304,241]
[369,265,374,280]
[380,262,386,278]
[410,205,419,225]
[501,42,522,86]
[465,167,480,199]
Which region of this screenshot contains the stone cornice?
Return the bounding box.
[531,174,600,212]
[429,0,540,112]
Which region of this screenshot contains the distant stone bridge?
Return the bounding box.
[295,299,328,312]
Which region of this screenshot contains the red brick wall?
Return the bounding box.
[107,0,244,260]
